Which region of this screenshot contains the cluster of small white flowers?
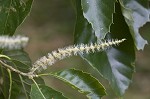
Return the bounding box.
[31,39,126,72]
[0,35,29,50]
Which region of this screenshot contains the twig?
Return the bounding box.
[0,60,37,79]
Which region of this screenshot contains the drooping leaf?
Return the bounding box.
[74,1,135,96]
[0,67,11,99]
[2,49,32,83]
[30,84,67,99]
[119,0,149,50]
[74,0,97,43]
[3,49,32,72]
[0,49,31,98]
[9,81,21,99]
[0,49,45,99]
[51,69,106,99]
[0,63,22,99]
[0,69,44,99]
[81,0,116,39]
[0,0,33,35]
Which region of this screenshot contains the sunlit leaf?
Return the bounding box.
[119,0,149,50]
[81,0,116,39]
[51,69,106,99]
[74,0,97,43]
[74,1,135,96]
[30,84,67,99]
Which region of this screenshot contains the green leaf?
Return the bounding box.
[18,77,45,99]
[9,81,21,99]
[0,68,44,99]
[81,0,116,39]
[30,84,67,99]
[1,49,35,98]
[119,0,149,50]
[0,66,21,99]
[2,49,32,72]
[0,49,32,98]
[74,1,135,96]
[51,69,106,99]
[0,0,33,35]
[74,0,97,43]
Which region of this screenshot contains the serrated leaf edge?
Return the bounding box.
[50,68,106,98]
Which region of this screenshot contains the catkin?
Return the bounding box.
[31,39,126,73]
[0,35,29,50]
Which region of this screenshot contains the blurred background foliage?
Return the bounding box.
[16,0,150,99]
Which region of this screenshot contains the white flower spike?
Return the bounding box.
[31,39,126,73]
[0,35,29,50]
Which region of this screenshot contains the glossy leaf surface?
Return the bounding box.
[52,69,106,99]
[120,0,149,50]
[30,84,67,99]
[74,1,135,96]
[81,0,116,39]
